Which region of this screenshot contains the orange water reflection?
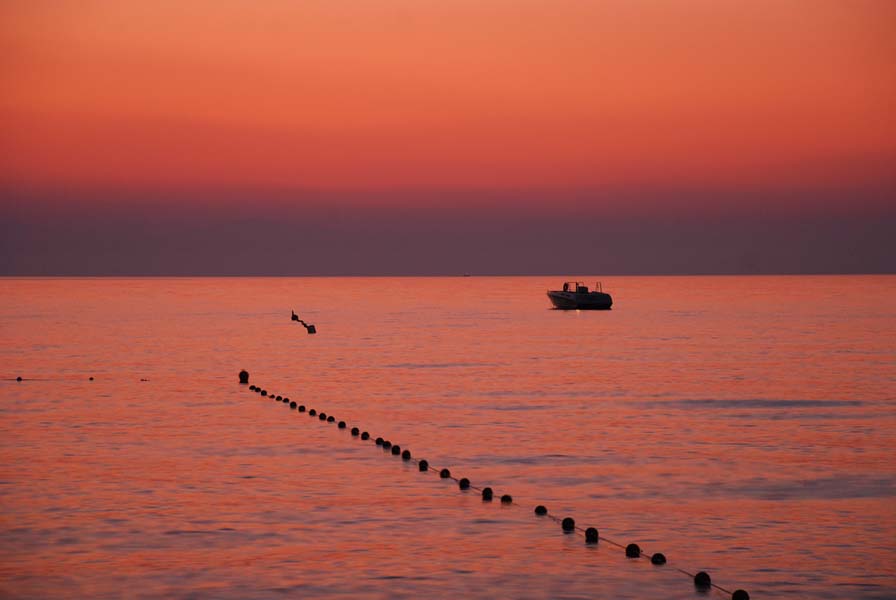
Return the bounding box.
[1,276,894,598]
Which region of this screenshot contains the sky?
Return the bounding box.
[1,0,894,275]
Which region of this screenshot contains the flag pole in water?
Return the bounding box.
[291,310,317,334]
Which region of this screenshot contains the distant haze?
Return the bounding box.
[1,1,894,275]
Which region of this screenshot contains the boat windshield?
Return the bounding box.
[562,282,589,293]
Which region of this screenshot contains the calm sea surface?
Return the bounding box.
[1,276,894,599]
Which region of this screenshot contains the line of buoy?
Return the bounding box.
[291,310,317,334]
[242,373,749,600]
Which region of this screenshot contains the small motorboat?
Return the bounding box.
[547,281,613,310]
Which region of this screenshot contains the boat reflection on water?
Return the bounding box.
[547,281,613,310]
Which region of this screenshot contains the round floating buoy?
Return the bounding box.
[562,517,575,532]
[299,405,306,412]
[261,390,267,396]
[309,409,316,416]
[239,370,249,384]
[89,376,94,381]
[361,432,370,440]
[694,571,711,588]
[290,401,297,409]
[500,494,512,504]
[255,387,262,393]
[391,445,401,455]
[418,460,429,471]
[249,385,256,391]
[439,468,450,479]
[283,397,290,403]
[650,553,666,565]
[482,487,493,501]
[732,590,750,600]
[375,437,384,445]
[319,413,327,421]
[535,505,547,516]
[276,395,282,401]
[351,427,359,436]
[401,450,411,460]
[338,421,346,429]
[383,441,392,449]
[585,527,599,544]
[459,478,470,490]
[16,376,22,382]
[327,416,335,423]
[625,544,641,558]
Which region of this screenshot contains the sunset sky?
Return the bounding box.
[2,0,894,274]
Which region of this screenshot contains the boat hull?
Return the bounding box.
[547,291,613,310]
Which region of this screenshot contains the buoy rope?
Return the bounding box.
[246,382,746,600]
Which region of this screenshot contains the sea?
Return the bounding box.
[1,276,894,599]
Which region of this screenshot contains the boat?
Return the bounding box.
[547,281,613,310]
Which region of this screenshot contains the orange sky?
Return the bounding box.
[1,0,894,211]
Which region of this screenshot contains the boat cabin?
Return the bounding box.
[561,281,603,294]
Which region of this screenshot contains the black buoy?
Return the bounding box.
[239,370,249,384]
[562,517,575,532]
[418,459,429,471]
[319,413,327,421]
[283,397,290,403]
[401,450,411,460]
[309,408,316,416]
[327,416,335,423]
[391,445,401,455]
[650,553,666,565]
[732,590,750,600]
[255,387,261,393]
[500,494,512,504]
[338,421,346,429]
[299,405,306,412]
[482,487,493,501]
[16,376,22,382]
[439,468,450,478]
[694,571,711,589]
[535,505,547,516]
[361,432,370,440]
[249,385,256,391]
[351,427,359,436]
[459,478,470,490]
[261,390,267,396]
[89,376,94,381]
[585,527,599,544]
[626,543,641,558]
[276,395,282,401]
[375,437,384,445]
[290,401,297,409]
[382,440,392,449]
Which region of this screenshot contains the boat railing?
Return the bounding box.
[557,281,606,294]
